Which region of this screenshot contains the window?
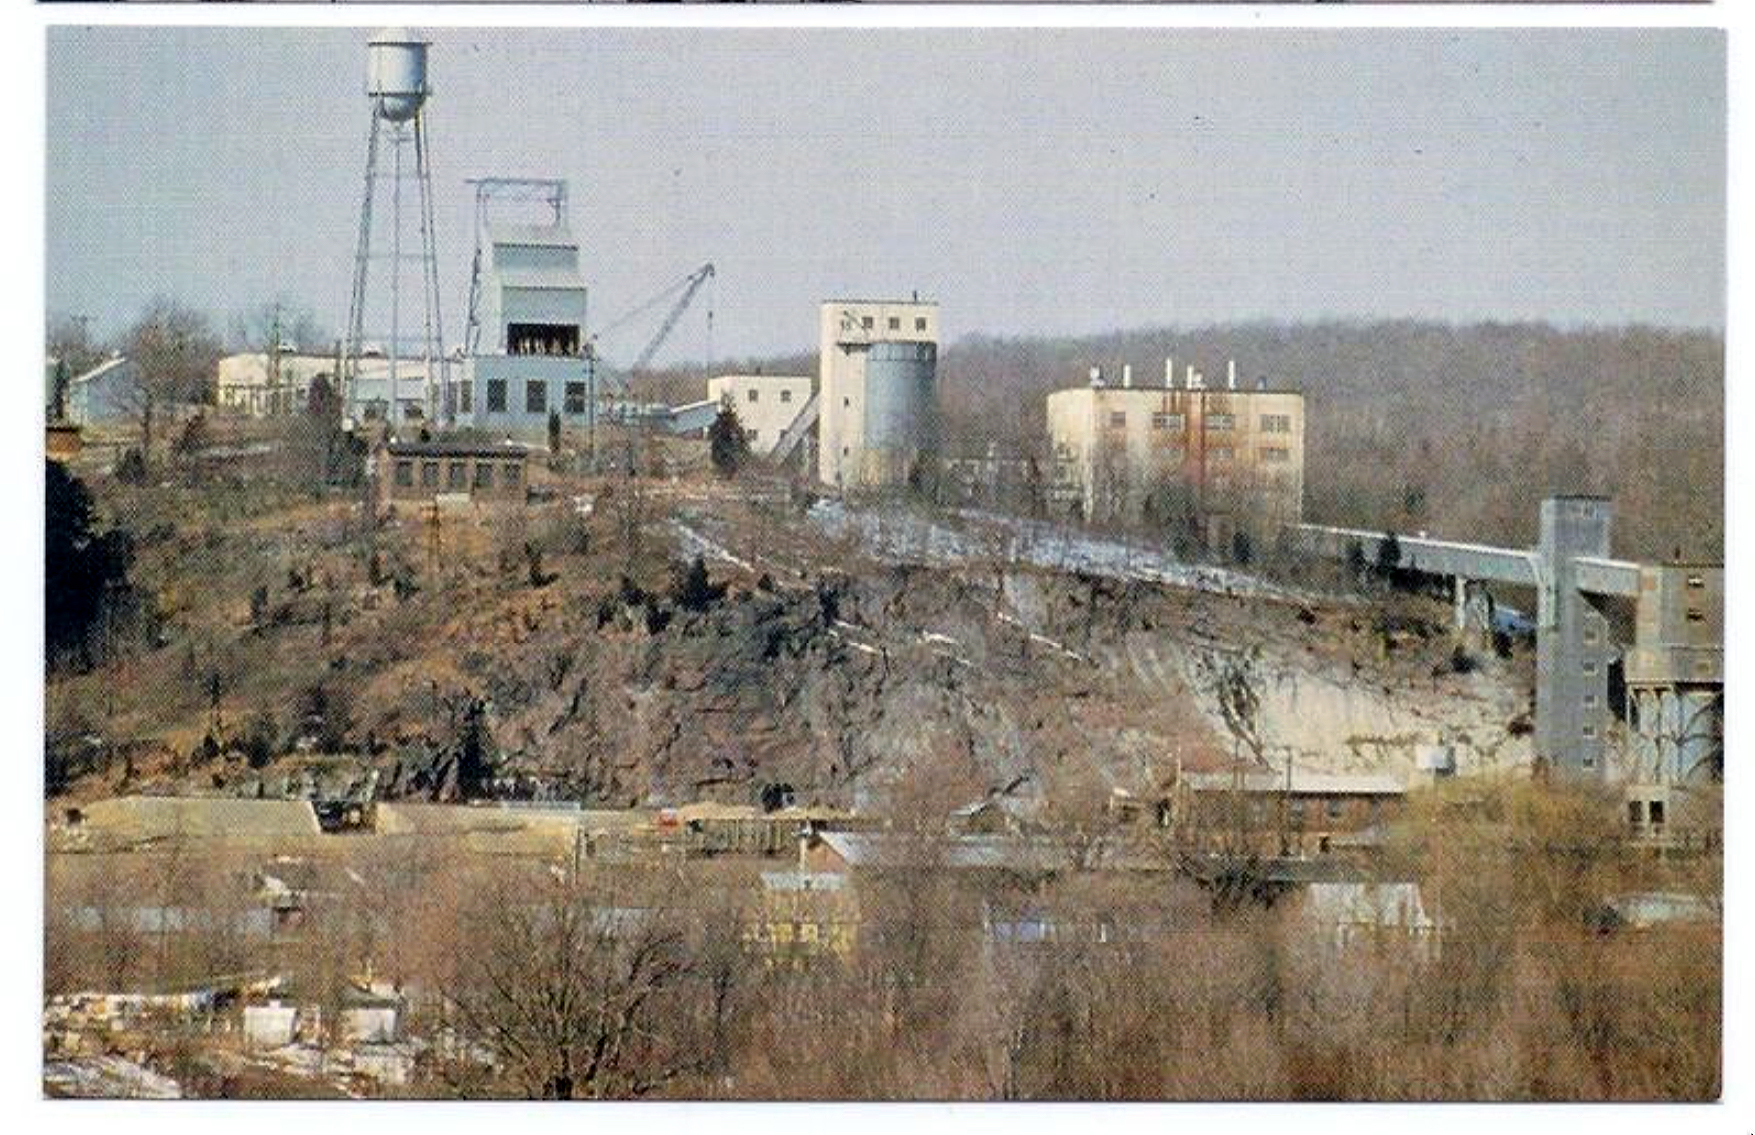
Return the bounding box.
[457,381,473,413]
[1686,608,1706,624]
[1687,574,1706,590]
[487,379,507,413]
[1583,626,1600,645]
[861,316,874,330]
[420,461,439,488]
[1584,693,1599,709]
[1206,413,1235,431]
[780,388,793,404]
[565,382,587,415]
[1260,414,1292,433]
[502,463,522,490]
[447,462,467,490]
[507,322,580,357]
[1152,412,1184,431]
[746,429,760,444]
[1109,411,1127,428]
[1582,659,1599,675]
[1582,723,1597,739]
[748,389,760,403]
[473,462,494,490]
[402,401,424,421]
[1628,801,1645,826]
[393,460,414,488]
[915,317,928,332]
[1162,447,1186,464]
[526,380,547,414]
[1209,446,1235,461]
[888,317,900,331]
[1326,798,1343,821]
[1260,447,1290,463]
[1648,800,1665,826]
[843,397,851,408]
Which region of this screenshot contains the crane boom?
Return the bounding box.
[630,262,715,372]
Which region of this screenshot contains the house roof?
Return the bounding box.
[818,831,1076,873]
[69,356,132,388]
[382,441,532,460]
[67,796,321,842]
[1181,768,1406,797]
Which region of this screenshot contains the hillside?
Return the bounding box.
[45,457,1533,819]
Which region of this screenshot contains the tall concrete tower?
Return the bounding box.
[817,298,940,490]
[1535,496,1615,779]
[343,28,445,430]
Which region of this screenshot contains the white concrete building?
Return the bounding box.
[707,374,813,456]
[449,213,593,437]
[817,298,939,489]
[217,352,342,417]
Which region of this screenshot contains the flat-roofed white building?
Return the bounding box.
[1046,361,1304,550]
[448,210,594,437]
[217,352,341,417]
[707,374,813,456]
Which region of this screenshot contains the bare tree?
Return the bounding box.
[122,299,222,470]
[228,297,327,355]
[443,865,736,1099]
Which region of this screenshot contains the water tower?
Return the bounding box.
[343,28,445,430]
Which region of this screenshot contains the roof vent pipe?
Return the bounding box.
[1164,357,1175,389]
[1227,359,1237,391]
[1122,364,1133,389]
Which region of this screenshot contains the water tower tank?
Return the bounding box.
[367,29,430,123]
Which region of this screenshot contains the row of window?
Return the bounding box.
[856,315,930,334]
[1099,445,1291,464]
[454,379,591,416]
[392,458,523,492]
[1111,411,1294,433]
[745,388,796,404]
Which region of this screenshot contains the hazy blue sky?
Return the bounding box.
[47,28,1724,361]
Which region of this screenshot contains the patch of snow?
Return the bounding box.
[808,500,1312,604]
[672,520,758,574]
[44,1056,182,1099]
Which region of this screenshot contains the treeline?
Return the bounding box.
[932,319,1723,563]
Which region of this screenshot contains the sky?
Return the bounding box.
[45,27,1725,362]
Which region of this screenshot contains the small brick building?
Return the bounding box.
[374,440,530,507]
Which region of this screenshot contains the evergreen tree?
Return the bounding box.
[45,460,135,669]
[708,405,751,477]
